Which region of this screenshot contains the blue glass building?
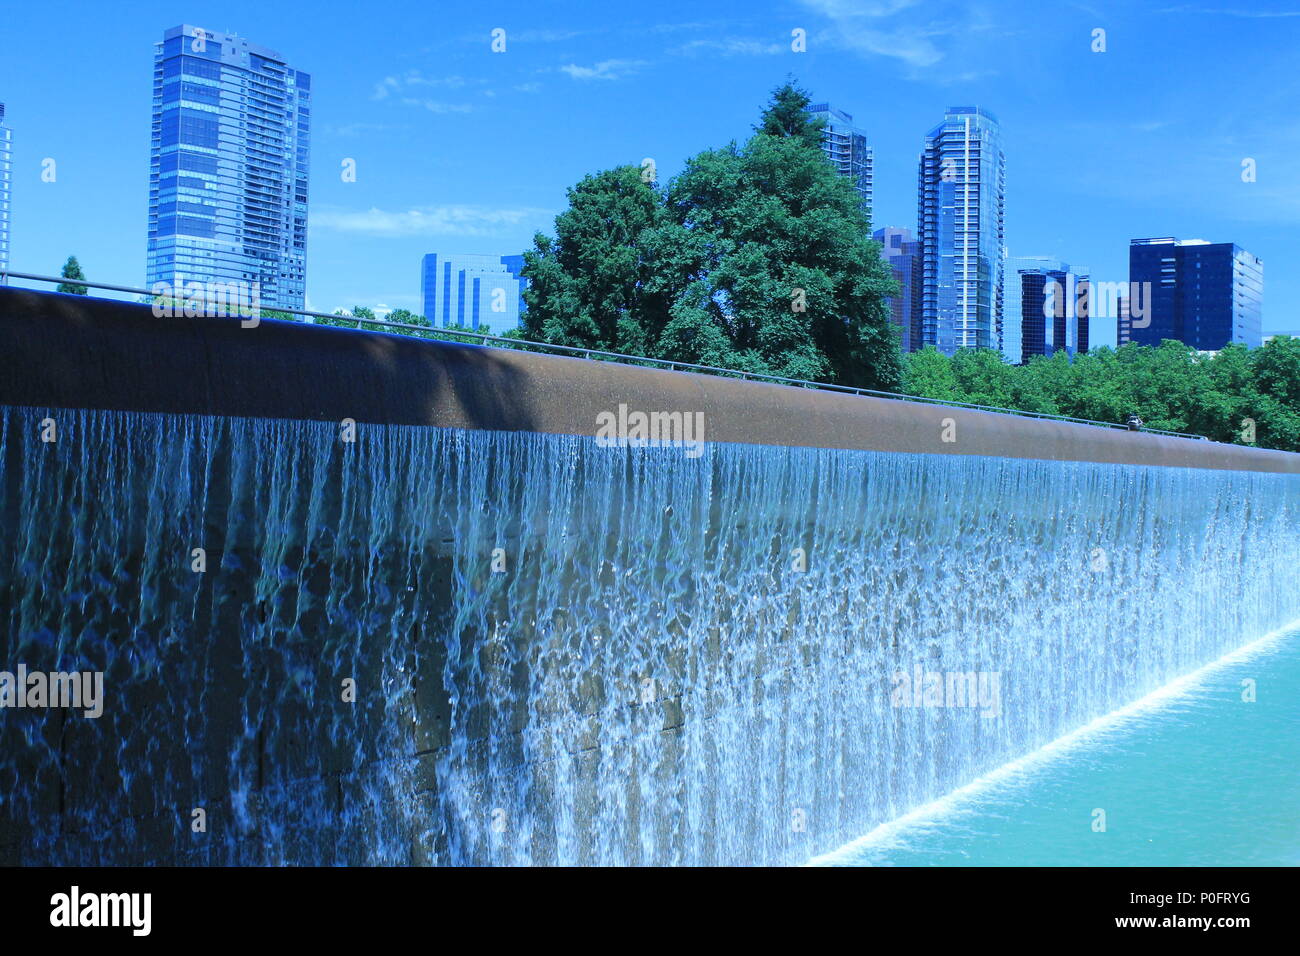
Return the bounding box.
[147,26,311,310]
[917,107,1006,355]
[1128,238,1262,350]
[420,253,527,330]
[807,103,873,222]
[0,103,10,280]
[1008,256,1089,364]
[874,227,921,352]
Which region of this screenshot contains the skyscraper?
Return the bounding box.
[917,107,1006,356]
[1127,238,1262,350]
[874,226,921,352]
[148,25,311,311]
[1009,256,1089,364]
[420,253,527,330]
[0,103,11,281]
[807,103,873,221]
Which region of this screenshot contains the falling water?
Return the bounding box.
[2,405,1298,866]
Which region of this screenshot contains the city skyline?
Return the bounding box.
[2,1,1298,347]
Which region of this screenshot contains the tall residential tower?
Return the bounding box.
[917,107,1005,355]
[0,103,11,280]
[147,25,311,310]
[807,103,873,222]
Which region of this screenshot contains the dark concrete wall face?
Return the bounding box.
[2,286,1296,472]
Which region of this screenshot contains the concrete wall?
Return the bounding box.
[2,286,1297,473]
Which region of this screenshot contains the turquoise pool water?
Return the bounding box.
[813,623,1300,867]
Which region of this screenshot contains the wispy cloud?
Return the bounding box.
[673,37,784,56]
[797,0,948,68]
[558,58,648,81]
[399,98,473,114]
[370,71,476,113]
[1156,5,1300,16]
[373,71,473,100]
[512,28,591,42]
[324,121,405,138]
[313,205,553,238]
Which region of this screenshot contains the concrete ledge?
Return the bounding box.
[2,286,1297,473]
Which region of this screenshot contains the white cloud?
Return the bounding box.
[374,71,473,100]
[1157,5,1300,16]
[559,59,648,81]
[797,0,947,68]
[399,98,473,114]
[312,205,553,238]
[326,121,403,138]
[512,28,590,42]
[673,38,784,56]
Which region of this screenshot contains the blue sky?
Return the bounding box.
[4,0,1300,345]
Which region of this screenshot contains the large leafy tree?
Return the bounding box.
[520,166,680,356]
[520,80,903,390]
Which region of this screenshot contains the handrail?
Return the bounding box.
[0,269,1211,441]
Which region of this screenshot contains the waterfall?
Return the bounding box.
[2,405,1298,865]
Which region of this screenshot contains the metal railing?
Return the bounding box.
[0,269,1211,441]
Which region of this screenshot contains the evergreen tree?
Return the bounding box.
[754,78,826,150]
[57,256,88,295]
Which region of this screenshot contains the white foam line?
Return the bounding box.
[806,619,1300,867]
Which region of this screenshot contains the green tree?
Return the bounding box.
[753,78,826,149]
[520,79,902,391]
[520,165,678,355]
[950,348,1017,409]
[898,333,1300,452]
[900,347,964,402]
[57,256,88,295]
[1252,334,1300,409]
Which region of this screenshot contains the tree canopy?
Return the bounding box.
[518,80,902,390]
[901,338,1300,452]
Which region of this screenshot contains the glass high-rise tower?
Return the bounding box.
[0,102,11,280]
[807,103,873,222]
[917,107,1005,355]
[874,227,921,353]
[147,25,311,310]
